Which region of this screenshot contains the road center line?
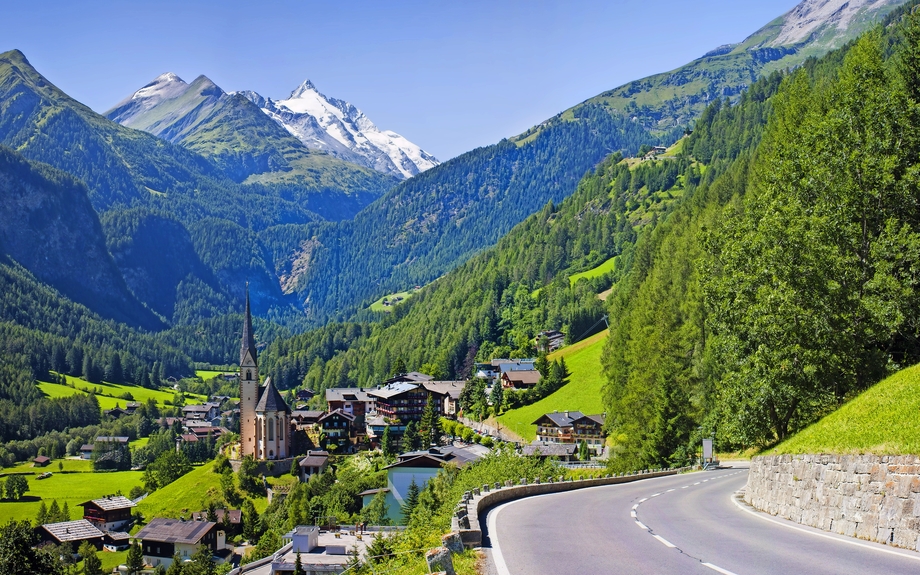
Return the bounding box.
[653,534,677,548]
[635,520,648,530]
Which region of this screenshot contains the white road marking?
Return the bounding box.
[666,488,675,492]
[653,534,676,548]
[651,492,661,497]
[639,497,648,502]
[730,494,920,563]
[631,510,637,518]
[703,562,739,575]
[681,485,689,489]
[694,482,701,485]
[632,504,639,510]
[635,520,648,530]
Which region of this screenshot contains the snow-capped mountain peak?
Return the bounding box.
[238,79,438,179]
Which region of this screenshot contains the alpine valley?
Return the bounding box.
[4,1,920,572]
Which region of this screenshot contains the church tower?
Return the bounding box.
[239,286,259,458]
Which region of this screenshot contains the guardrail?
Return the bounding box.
[450,467,691,548]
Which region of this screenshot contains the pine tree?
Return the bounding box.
[294,552,305,575]
[401,478,420,524]
[166,553,184,575]
[105,353,123,384]
[61,501,70,522]
[34,500,48,528]
[402,421,419,451]
[79,540,103,575]
[126,540,144,575]
[381,426,395,457]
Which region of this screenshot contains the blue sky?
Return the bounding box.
[4,1,799,160]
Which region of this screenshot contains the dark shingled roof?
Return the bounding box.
[240,286,258,366]
[299,450,330,468]
[80,495,136,511]
[255,377,291,413]
[40,520,105,543]
[136,517,216,545]
[522,443,578,457]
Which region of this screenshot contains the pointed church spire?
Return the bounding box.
[240,284,257,366]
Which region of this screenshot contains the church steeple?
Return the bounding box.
[240,284,257,367]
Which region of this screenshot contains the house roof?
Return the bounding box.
[191,509,242,524]
[502,370,541,385]
[299,451,331,467]
[180,434,199,442]
[284,526,320,537]
[381,372,433,385]
[182,403,217,413]
[385,445,482,470]
[421,381,466,398]
[33,455,50,464]
[292,410,324,420]
[319,409,354,423]
[40,520,104,543]
[522,443,578,457]
[80,444,94,452]
[325,388,375,403]
[368,382,419,399]
[95,436,129,443]
[80,495,136,511]
[532,411,584,427]
[136,518,216,545]
[357,488,390,497]
[240,286,258,366]
[255,377,291,413]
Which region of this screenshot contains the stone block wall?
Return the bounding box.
[746,454,920,551]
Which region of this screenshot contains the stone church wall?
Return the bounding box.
[745,454,920,551]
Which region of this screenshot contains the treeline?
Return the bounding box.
[602,4,920,469]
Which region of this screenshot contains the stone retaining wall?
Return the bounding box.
[746,454,920,551]
[451,468,688,548]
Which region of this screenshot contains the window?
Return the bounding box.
[268,418,274,441]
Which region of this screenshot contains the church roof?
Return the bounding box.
[240,286,258,366]
[256,377,291,413]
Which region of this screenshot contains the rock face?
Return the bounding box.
[770,0,904,47]
[745,454,920,551]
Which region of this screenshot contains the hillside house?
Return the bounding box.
[421,380,466,418]
[532,411,607,455]
[325,388,376,419]
[79,495,136,531]
[136,518,222,569]
[535,330,565,353]
[368,382,429,425]
[191,509,242,536]
[319,410,355,452]
[522,442,578,461]
[291,410,324,427]
[475,359,536,385]
[298,450,330,481]
[33,455,50,467]
[295,389,315,402]
[500,369,541,390]
[182,402,220,421]
[79,444,94,459]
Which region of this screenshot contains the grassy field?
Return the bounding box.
[568,256,618,286]
[196,370,231,381]
[0,467,144,523]
[37,376,206,410]
[766,363,920,455]
[3,458,92,474]
[369,288,421,312]
[497,331,608,441]
[137,460,298,523]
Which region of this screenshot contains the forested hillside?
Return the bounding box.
[602,5,920,470]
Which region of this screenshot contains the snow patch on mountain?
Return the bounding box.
[770,0,903,46]
[238,80,438,179]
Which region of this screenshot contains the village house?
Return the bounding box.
[420,380,466,418]
[135,518,222,569]
[191,509,242,536]
[298,450,330,481]
[291,409,324,428]
[295,389,315,402]
[79,444,94,460]
[324,387,376,419]
[182,402,221,421]
[367,382,429,425]
[318,410,355,452]
[535,330,566,353]
[36,519,105,550]
[500,369,541,390]
[79,495,136,531]
[532,411,607,455]
[33,455,51,467]
[522,442,579,461]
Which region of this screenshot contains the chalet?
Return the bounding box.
[95,436,129,447]
[377,446,483,522]
[421,381,466,418]
[79,444,94,460]
[182,402,220,421]
[522,442,578,461]
[33,455,51,467]
[324,388,376,419]
[291,410,324,427]
[36,519,105,549]
[79,495,136,531]
[136,518,222,569]
[535,330,565,353]
[191,509,242,536]
[501,369,541,390]
[124,402,141,414]
[104,406,128,419]
[295,389,315,402]
[532,411,607,455]
[364,414,403,446]
[474,359,536,385]
[318,410,355,452]
[381,372,433,385]
[298,450,330,481]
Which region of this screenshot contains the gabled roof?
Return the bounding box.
[421,381,466,398]
[502,370,541,385]
[575,413,606,426]
[299,451,331,468]
[357,488,390,497]
[80,495,136,511]
[240,286,258,366]
[255,377,291,413]
[381,372,433,385]
[532,411,585,427]
[95,436,129,443]
[136,517,216,545]
[33,455,50,464]
[325,387,375,403]
[39,520,104,543]
[319,409,354,423]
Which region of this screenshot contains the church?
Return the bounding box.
[239,289,292,460]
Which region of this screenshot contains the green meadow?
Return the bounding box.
[369,288,421,312]
[0,466,144,523]
[37,376,206,410]
[767,362,920,455]
[497,331,608,441]
[568,255,618,286]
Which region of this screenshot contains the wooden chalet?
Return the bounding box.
[79,495,136,531]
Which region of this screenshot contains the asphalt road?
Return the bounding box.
[484,464,920,575]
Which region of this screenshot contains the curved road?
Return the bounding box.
[484,465,920,574]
